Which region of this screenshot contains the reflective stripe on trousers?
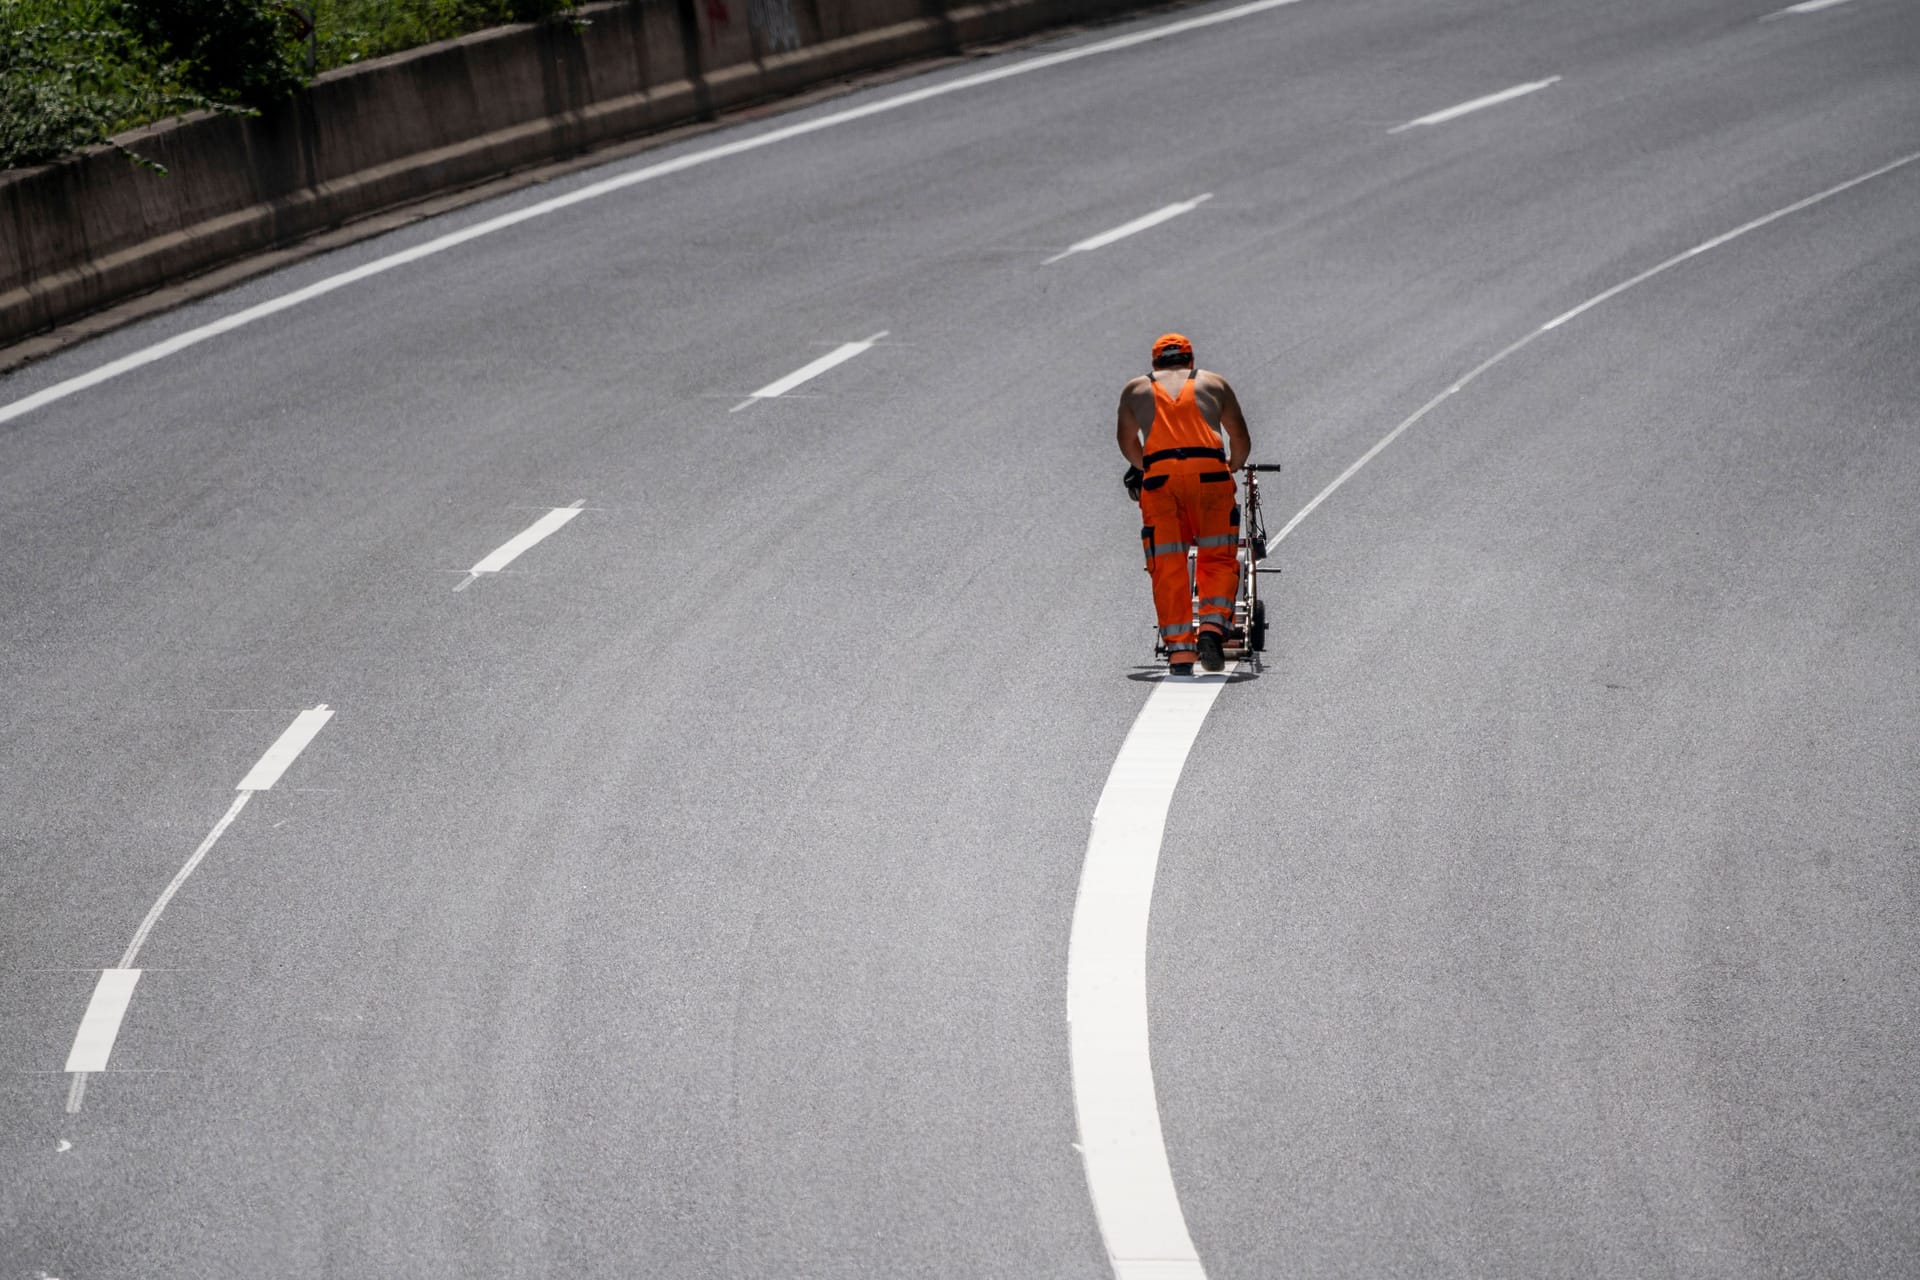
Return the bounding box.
[1139,464,1239,652]
[1197,595,1235,629]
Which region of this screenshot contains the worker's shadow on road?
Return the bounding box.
[1125,666,1260,684]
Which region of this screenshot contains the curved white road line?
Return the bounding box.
[1067,147,1919,1279]
[1069,672,1230,1279]
[0,0,1309,429]
[63,704,333,1114]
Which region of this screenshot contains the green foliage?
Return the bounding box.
[118,0,305,107]
[307,0,577,68]
[2,0,581,169]
[0,0,223,169]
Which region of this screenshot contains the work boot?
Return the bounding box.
[1168,661,1195,677]
[1197,631,1225,673]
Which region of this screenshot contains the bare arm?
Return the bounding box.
[1217,376,1252,471]
[1115,379,1147,469]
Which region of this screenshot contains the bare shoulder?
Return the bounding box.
[1195,368,1236,394]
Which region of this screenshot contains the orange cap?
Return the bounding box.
[1151,332,1193,366]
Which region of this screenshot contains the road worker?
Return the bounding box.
[1117,333,1252,676]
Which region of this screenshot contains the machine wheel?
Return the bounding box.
[1249,598,1267,652]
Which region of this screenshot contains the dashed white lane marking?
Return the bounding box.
[234,703,335,792]
[1389,76,1561,133]
[1069,671,1230,1280]
[1769,0,1855,13]
[64,969,143,1073]
[0,0,1309,428]
[731,331,889,412]
[1071,148,1920,1279]
[458,501,586,588]
[64,704,333,1112]
[1045,195,1213,265]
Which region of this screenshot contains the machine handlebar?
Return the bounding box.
[1245,463,1283,473]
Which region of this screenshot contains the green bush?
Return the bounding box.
[0,0,220,169]
[307,0,577,68]
[2,0,579,169]
[118,0,305,108]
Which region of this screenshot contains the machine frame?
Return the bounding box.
[1151,461,1282,673]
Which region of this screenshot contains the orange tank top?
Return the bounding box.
[1143,371,1227,472]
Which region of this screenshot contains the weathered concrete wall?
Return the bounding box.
[0,0,1160,347]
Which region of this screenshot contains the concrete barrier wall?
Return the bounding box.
[0,0,1162,347]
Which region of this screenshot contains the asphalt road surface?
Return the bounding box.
[3,0,1917,1276]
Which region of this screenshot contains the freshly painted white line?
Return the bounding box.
[733,331,889,410]
[1275,147,1920,544]
[1045,195,1213,265]
[64,969,143,1073]
[0,0,1308,428]
[235,703,334,791]
[1773,0,1854,12]
[1069,672,1230,1280]
[1389,76,1561,133]
[470,502,585,574]
[1071,148,1920,1279]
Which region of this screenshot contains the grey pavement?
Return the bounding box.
[2,0,1917,1275]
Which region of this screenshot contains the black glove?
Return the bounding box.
[1122,465,1144,502]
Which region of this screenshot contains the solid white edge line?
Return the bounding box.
[1070,146,1919,1280]
[64,969,143,1073]
[235,703,335,791]
[737,330,890,406]
[1069,671,1230,1280]
[470,502,585,574]
[1046,195,1213,265]
[1389,76,1561,133]
[0,0,1309,428]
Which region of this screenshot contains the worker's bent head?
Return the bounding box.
[1152,332,1194,369]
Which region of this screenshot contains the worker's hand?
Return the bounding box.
[1122,465,1144,502]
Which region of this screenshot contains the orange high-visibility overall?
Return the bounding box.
[1138,370,1238,664]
